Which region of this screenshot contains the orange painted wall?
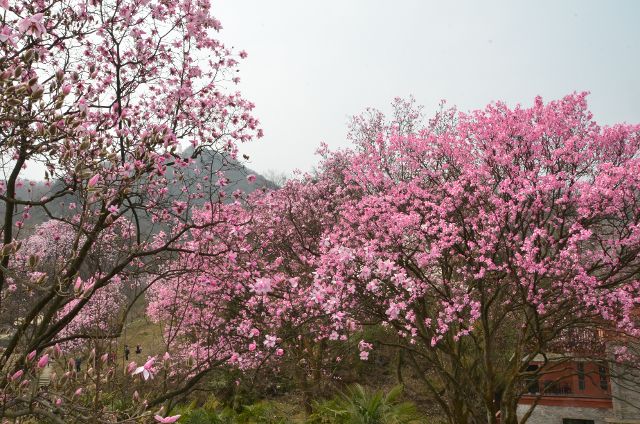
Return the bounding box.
[519,360,611,408]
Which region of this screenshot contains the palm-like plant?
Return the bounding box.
[309,385,423,424]
[176,398,293,424]
[233,400,291,423]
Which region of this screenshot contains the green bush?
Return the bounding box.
[175,397,294,424]
[172,398,230,424]
[232,400,291,423]
[309,385,422,424]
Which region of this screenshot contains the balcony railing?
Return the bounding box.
[527,380,573,396]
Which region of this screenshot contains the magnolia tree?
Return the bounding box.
[312,93,640,424]
[244,173,363,411]
[147,169,364,412]
[145,200,272,409]
[5,219,128,350]
[0,0,259,421]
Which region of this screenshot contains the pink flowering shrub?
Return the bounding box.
[147,174,365,408]
[310,94,640,423]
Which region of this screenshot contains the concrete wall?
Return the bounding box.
[607,341,640,422]
[517,404,612,424]
[610,361,640,421]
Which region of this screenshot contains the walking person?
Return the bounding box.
[124,345,130,361]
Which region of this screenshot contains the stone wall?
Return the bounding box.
[608,341,640,422]
[517,404,612,424]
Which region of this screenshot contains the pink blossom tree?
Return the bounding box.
[145,202,272,409]
[4,219,129,350]
[147,166,367,412]
[313,94,640,424]
[0,0,260,420]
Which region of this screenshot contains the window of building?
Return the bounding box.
[577,362,585,391]
[526,364,539,394]
[599,365,608,391]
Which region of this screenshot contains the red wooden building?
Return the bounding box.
[517,329,640,424]
[518,355,612,424]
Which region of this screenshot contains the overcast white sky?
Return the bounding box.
[214,0,640,177]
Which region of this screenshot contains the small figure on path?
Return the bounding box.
[74,357,82,372]
[124,345,130,361]
[135,344,141,355]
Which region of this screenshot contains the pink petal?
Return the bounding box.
[154,415,181,423]
[87,174,100,187]
[37,354,49,368]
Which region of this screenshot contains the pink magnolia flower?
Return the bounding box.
[358,340,373,361]
[132,357,155,380]
[0,0,8,9]
[87,174,100,187]
[250,277,272,295]
[154,415,181,423]
[81,282,95,297]
[246,174,257,183]
[126,361,137,374]
[73,277,83,292]
[0,26,15,45]
[74,388,83,396]
[17,14,46,38]
[37,354,49,368]
[263,335,277,348]
[27,350,37,361]
[10,370,24,381]
[78,97,88,114]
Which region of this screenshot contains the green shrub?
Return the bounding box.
[232,400,291,423]
[309,385,422,424]
[174,397,294,424]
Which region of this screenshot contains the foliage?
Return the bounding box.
[310,385,422,424]
[174,397,295,424]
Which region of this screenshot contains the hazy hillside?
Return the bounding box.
[0,149,276,236]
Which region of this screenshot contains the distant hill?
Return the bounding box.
[1,149,276,236]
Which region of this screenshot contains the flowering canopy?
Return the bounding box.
[312,93,640,423]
